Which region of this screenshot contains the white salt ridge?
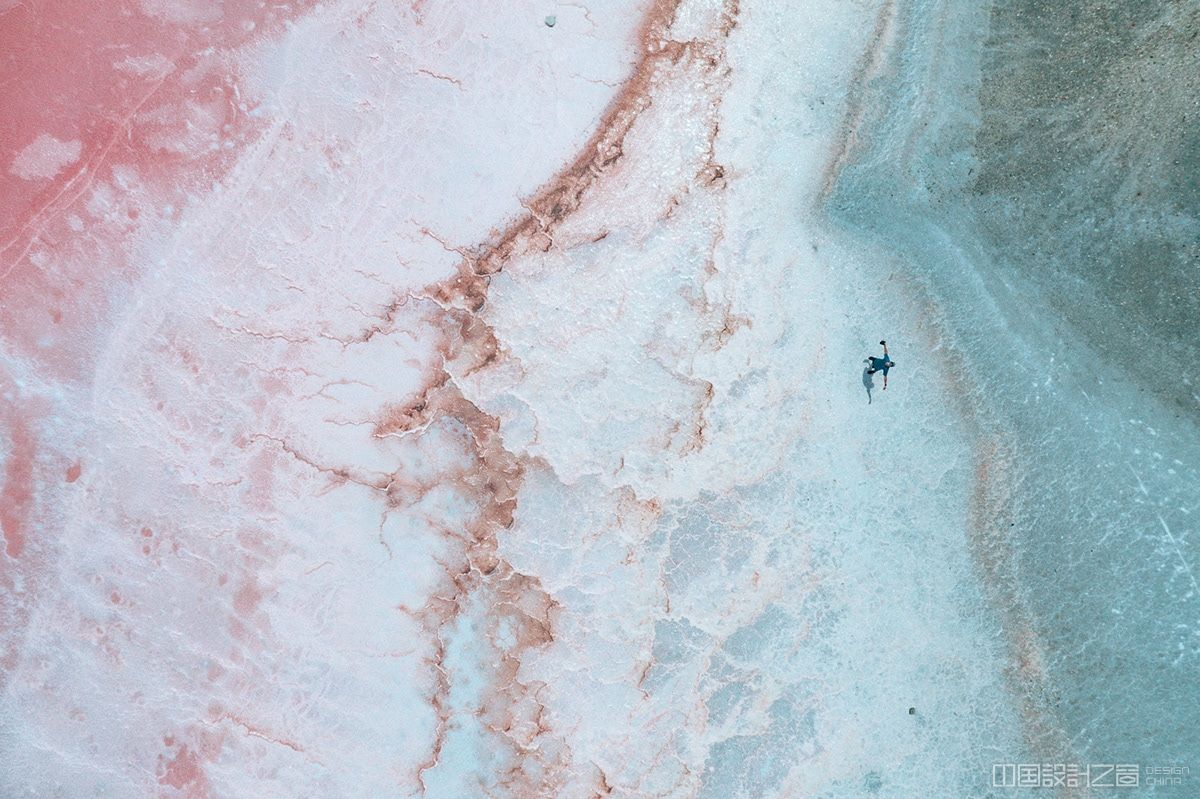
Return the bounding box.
[9,133,82,181]
[114,53,176,78]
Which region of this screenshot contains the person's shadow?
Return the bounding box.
[861,365,874,404]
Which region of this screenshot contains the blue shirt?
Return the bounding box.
[869,356,894,373]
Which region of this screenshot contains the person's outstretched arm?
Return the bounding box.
[881,340,889,357]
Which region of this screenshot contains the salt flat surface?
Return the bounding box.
[1,0,1195,796]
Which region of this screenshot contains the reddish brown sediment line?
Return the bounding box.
[432,0,739,314]
[894,274,1083,798]
[814,0,1079,789]
[815,0,897,206]
[385,0,743,793]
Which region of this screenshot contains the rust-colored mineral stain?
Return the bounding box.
[232,581,262,616]
[158,744,211,798]
[398,0,748,791]
[1,412,36,559]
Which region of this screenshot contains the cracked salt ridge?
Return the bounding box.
[455,0,1033,797]
[415,4,745,794]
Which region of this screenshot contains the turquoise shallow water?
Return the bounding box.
[827,0,1200,786]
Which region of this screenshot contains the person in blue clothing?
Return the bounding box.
[865,340,895,389]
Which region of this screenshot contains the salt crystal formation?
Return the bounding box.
[1,0,1196,796]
